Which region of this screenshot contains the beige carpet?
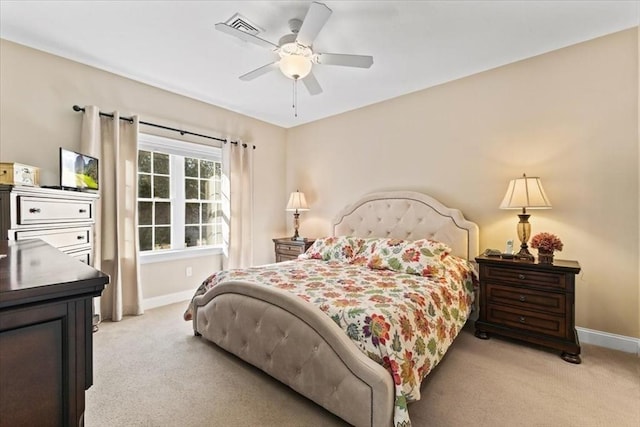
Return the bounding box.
[86,302,640,427]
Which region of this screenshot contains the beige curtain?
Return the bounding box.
[81,106,143,321]
[222,139,254,269]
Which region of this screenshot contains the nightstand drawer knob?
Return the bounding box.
[519,316,526,323]
[29,208,41,214]
[519,295,527,302]
[518,274,526,280]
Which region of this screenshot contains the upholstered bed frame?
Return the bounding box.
[192,191,479,426]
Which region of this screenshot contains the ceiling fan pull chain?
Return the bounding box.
[293,79,298,117]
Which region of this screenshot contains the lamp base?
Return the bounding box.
[515,212,534,261]
[516,246,535,261]
[291,212,301,241]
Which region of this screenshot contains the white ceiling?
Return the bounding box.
[1,1,638,128]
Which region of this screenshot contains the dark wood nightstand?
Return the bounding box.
[474,255,582,363]
[273,238,315,262]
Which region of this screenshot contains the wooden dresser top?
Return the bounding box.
[0,239,108,309]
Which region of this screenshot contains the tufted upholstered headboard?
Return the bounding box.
[332,191,479,260]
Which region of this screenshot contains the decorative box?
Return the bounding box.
[0,162,40,186]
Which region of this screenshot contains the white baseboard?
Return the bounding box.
[143,290,193,311]
[577,327,640,355]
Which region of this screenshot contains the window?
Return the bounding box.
[137,134,223,261]
[138,151,172,250]
[184,157,222,247]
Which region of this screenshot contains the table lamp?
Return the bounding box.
[500,173,551,261]
[286,190,309,241]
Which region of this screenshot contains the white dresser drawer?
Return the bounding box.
[18,196,92,225]
[68,248,92,264]
[15,227,92,252]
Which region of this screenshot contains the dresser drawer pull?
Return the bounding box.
[519,295,527,302]
[77,235,85,240]
[519,316,526,323]
[518,274,526,280]
[29,208,41,214]
[79,208,87,213]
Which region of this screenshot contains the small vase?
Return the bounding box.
[538,250,554,264]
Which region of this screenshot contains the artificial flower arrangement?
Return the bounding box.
[530,232,564,253]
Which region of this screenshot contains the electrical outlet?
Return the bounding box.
[185,266,193,277]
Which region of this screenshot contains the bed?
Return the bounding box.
[187,191,479,427]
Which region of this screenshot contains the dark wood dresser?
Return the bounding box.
[0,239,109,426]
[273,237,315,262]
[474,255,581,363]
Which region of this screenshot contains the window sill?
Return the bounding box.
[139,246,224,264]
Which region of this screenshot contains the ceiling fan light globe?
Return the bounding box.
[279,55,312,80]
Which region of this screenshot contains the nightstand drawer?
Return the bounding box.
[486,283,565,314]
[486,304,566,338]
[484,266,565,290]
[277,243,305,255]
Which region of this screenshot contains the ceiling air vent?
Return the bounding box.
[225,13,263,35]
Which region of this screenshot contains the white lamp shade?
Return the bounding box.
[500,174,552,209]
[286,191,309,211]
[279,55,312,80]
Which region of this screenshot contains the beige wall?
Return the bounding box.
[287,29,639,338]
[140,255,222,300]
[0,39,288,299]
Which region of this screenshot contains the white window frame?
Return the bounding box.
[138,133,223,264]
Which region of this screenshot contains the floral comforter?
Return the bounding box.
[187,256,475,427]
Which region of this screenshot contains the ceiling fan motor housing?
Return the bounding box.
[278,33,297,47]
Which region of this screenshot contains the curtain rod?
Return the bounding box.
[72,105,255,149]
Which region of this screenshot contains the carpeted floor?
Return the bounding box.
[86,302,640,427]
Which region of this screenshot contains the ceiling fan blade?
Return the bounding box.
[215,23,278,50]
[302,71,323,96]
[296,2,332,47]
[316,53,374,68]
[239,62,279,81]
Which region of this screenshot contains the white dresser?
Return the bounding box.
[0,185,98,265]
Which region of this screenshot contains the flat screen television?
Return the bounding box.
[60,148,99,191]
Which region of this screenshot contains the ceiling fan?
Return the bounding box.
[215,1,374,96]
